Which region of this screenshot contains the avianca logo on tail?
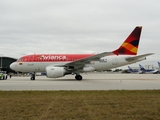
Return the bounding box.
[121,42,138,54]
[38,55,67,60]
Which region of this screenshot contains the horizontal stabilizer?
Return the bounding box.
[125,53,154,62]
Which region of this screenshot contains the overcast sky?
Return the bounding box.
[0,0,160,68]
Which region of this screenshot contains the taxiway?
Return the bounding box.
[0,74,160,90]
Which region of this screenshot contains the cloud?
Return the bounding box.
[0,0,160,68]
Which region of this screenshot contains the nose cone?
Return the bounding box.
[10,62,16,71]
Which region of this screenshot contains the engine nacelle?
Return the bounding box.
[46,67,66,78]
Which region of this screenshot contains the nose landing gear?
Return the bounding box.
[30,73,35,80]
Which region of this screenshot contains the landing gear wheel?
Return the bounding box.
[30,77,35,80]
[30,73,35,80]
[75,75,82,81]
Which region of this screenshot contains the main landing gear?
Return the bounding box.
[30,73,35,80]
[75,75,82,81]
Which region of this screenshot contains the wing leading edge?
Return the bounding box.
[65,52,113,68]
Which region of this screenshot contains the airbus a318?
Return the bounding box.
[10,26,153,80]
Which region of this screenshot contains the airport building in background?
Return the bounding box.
[0,56,17,73]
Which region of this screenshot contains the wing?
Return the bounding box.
[63,52,113,69]
[125,53,154,62]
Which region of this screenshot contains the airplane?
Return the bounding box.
[139,64,158,74]
[128,66,142,74]
[10,26,153,81]
[157,62,160,73]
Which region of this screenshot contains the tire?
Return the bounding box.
[75,75,82,81]
[30,75,35,80]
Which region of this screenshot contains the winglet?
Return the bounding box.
[113,26,142,55]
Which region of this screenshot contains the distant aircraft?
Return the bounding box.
[158,62,160,68]
[139,64,158,74]
[157,62,160,73]
[10,26,153,80]
[128,66,142,74]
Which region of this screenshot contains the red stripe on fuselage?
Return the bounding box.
[17,54,94,62]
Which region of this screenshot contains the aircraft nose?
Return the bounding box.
[10,62,16,70]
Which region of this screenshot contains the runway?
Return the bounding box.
[0,73,160,90]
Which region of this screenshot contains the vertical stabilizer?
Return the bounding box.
[113,26,142,55]
[139,64,146,71]
[128,66,134,72]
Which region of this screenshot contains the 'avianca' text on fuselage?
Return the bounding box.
[10,26,154,81]
[17,54,94,62]
[39,55,67,61]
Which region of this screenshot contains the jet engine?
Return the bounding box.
[46,66,66,78]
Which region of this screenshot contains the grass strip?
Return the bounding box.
[0,90,160,120]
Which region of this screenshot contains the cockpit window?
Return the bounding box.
[17,58,22,62]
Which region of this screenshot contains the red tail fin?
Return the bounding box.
[113,26,142,55]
